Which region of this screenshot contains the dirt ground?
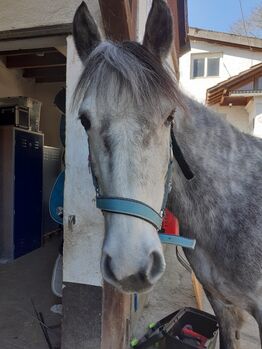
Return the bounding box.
[0,235,62,349]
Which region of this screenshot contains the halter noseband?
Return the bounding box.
[89,123,194,233]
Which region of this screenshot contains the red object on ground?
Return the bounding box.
[181,325,208,348]
[161,209,179,235]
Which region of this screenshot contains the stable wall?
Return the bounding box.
[0,58,62,147]
[0,0,101,32]
[0,58,34,96]
[63,36,104,287]
[34,82,65,147]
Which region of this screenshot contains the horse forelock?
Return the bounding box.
[73,41,183,115]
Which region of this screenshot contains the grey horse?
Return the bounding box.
[72,1,262,348]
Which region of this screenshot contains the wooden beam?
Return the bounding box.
[168,0,189,57]
[35,76,66,83]
[168,0,180,54]
[167,0,180,78]
[0,36,66,52]
[6,52,66,69]
[96,3,135,344]
[177,0,189,53]
[130,0,138,41]
[0,47,57,56]
[55,46,67,57]
[23,66,66,78]
[0,24,72,41]
[220,96,251,106]
[98,0,132,41]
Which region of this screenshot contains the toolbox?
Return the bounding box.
[131,307,218,349]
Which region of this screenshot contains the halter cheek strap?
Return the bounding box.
[88,123,195,250]
[93,144,174,230]
[90,134,174,231]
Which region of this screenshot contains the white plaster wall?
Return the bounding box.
[211,104,251,134]
[63,36,104,286]
[0,58,35,96]
[179,41,262,103]
[34,82,65,147]
[0,58,63,146]
[246,96,262,138]
[0,0,101,32]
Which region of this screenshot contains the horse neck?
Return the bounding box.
[173,96,241,177]
[170,94,262,241]
[169,96,245,238]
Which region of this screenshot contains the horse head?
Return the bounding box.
[72,0,182,293]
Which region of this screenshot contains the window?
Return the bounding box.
[255,76,262,90]
[237,81,254,91]
[207,58,220,76]
[191,54,221,78]
[193,58,205,78]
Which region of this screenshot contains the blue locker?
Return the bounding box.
[0,127,43,261]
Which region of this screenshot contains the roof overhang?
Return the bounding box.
[206,63,262,106]
[189,27,262,52]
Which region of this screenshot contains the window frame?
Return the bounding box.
[191,53,222,79]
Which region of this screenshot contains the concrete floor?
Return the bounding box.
[0,235,62,349]
[1,236,259,349]
[133,245,260,348]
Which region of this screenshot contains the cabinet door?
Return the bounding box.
[14,130,43,258]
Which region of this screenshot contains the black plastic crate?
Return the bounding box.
[132,307,218,349]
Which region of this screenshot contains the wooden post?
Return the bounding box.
[101,283,131,349]
[192,273,203,310]
[98,0,133,41]
[97,2,134,347]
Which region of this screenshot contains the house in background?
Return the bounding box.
[179,28,262,135]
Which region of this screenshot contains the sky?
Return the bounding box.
[188,0,262,34]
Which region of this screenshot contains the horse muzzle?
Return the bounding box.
[101,247,166,293]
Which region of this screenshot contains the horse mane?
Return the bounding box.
[73,41,183,113]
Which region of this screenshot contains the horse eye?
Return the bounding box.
[165,110,175,125]
[79,113,91,130]
[167,114,174,123]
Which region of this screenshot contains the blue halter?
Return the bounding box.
[89,124,196,250]
[91,137,174,230]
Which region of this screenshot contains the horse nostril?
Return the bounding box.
[148,251,165,281]
[138,271,147,283]
[103,254,117,281]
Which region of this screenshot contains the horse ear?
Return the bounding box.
[73,1,101,62]
[143,0,173,61]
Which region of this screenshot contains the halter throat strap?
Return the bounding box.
[171,125,194,180]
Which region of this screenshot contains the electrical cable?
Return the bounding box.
[176,246,192,273]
